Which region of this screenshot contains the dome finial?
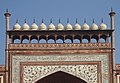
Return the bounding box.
[111,7,113,12]
[42,18,44,23]
[50,18,52,23]
[84,18,86,23]
[33,19,35,23]
[59,19,61,23]
[16,19,18,23]
[67,18,69,23]
[76,18,78,23]
[6,9,9,13]
[101,18,104,23]
[93,19,94,23]
[24,19,26,23]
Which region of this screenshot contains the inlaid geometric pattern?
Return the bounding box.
[23,65,98,83]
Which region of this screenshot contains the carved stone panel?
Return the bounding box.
[21,63,98,83]
[11,54,109,83]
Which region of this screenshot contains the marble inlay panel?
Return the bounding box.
[12,54,109,83]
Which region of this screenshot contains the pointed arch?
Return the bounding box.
[35,71,87,83]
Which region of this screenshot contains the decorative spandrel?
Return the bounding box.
[23,65,98,83]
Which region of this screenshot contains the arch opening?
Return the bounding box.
[74,39,80,43]
[14,39,20,43]
[56,39,63,43]
[35,71,87,83]
[40,39,46,43]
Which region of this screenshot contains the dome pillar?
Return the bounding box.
[20,35,22,44]
[4,9,11,83]
[109,8,116,48]
[109,8,116,83]
[4,9,11,30]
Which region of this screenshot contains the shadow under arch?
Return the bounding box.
[100,34,107,42]
[22,35,29,43]
[91,34,98,43]
[35,71,87,83]
[30,35,38,43]
[13,35,20,43]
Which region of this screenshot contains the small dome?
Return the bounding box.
[65,19,72,30]
[48,19,55,30]
[99,23,107,30]
[13,20,21,30]
[73,19,81,30]
[39,19,47,30]
[99,19,107,30]
[22,19,30,30]
[66,23,72,30]
[82,23,89,30]
[56,19,64,30]
[48,23,55,30]
[31,19,38,30]
[31,23,38,30]
[74,23,81,30]
[82,20,89,30]
[90,20,98,30]
[90,23,98,30]
[39,23,47,30]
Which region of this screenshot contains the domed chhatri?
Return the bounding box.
[65,18,72,30]
[13,19,21,30]
[90,19,98,30]
[13,18,109,31]
[48,19,56,30]
[99,19,107,30]
[73,18,81,30]
[56,19,64,30]
[22,19,30,30]
[82,19,89,30]
[31,19,38,30]
[39,19,47,30]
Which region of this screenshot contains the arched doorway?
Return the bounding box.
[35,71,87,83]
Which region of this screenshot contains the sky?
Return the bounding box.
[0,0,120,64]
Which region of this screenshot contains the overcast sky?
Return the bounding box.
[0,0,120,64]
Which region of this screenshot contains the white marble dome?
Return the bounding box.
[73,19,81,30]
[66,23,72,30]
[65,19,72,30]
[48,23,55,30]
[48,19,55,30]
[90,23,98,30]
[56,23,64,30]
[82,23,89,30]
[39,23,47,30]
[31,23,38,30]
[99,23,107,30]
[56,19,64,30]
[13,20,21,30]
[22,19,30,30]
[39,19,47,30]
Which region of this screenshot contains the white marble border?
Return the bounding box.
[12,54,109,83]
